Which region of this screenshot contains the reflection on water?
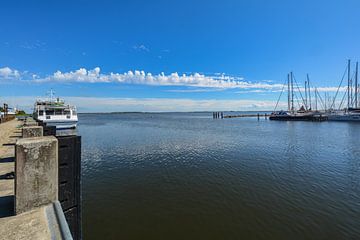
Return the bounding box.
[78,113,360,240]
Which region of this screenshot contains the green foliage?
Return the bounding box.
[16,110,27,116]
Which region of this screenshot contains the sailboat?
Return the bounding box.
[327,60,360,121]
[270,72,316,121]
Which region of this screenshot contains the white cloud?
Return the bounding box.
[0,66,351,94]
[34,67,285,90]
[133,44,150,52]
[0,67,20,79]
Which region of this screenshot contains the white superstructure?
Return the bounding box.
[33,97,78,129]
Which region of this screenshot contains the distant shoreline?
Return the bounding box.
[78,110,273,114]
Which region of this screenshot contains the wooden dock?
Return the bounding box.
[224,114,268,118]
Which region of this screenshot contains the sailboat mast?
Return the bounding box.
[347,59,351,109]
[315,88,318,111]
[307,74,312,110]
[291,72,294,112]
[287,73,290,112]
[305,80,308,110]
[355,61,358,108]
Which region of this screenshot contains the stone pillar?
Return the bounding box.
[24,117,38,127]
[22,126,43,138]
[15,136,58,214]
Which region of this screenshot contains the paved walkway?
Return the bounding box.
[0,119,52,240]
[0,119,21,201]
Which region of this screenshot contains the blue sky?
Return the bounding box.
[1,0,360,112]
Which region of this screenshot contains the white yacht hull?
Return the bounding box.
[43,120,78,129]
[327,113,360,121]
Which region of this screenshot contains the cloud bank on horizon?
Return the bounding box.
[0,66,350,112]
[0,66,347,93]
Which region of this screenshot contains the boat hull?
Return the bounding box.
[269,115,315,121]
[42,120,78,129]
[327,114,360,121]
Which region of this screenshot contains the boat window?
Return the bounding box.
[64,110,70,115]
[39,110,44,116]
[45,110,54,115]
[72,110,77,116]
[55,109,63,115]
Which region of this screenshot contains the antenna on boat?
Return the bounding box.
[47,89,55,102]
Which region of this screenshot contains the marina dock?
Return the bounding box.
[223,113,268,119]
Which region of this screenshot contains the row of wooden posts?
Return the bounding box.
[213,112,269,120]
[213,112,224,119]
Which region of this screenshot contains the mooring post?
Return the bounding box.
[257,113,260,120]
[265,113,267,119]
[15,136,58,214]
[22,126,43,138]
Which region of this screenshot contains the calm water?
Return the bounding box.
[79,112,360,240]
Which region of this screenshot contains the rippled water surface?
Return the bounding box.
[79,112,360,240]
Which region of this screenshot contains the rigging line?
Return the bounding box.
[349,70,356,106]
[330,64,348,109]
[273,78,287,112]
[295,92,301,109]
[339,87,348,110]
[292,73,306,107]
[316,89,326,110]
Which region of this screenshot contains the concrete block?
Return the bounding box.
[15,136,58,215]
[22,126,43,138]
[24,121,38,127]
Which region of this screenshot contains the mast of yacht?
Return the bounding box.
[291,72,294,113]
[315,87,318,111]
[347,59,351,109]
[355,61,358,108]
[305,80,308,110]
[307,74,311,110]
[287,73,290,112]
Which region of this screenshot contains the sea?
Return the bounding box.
[77,112,360,240]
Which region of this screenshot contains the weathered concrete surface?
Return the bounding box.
[0,205,51,240]
[22,126,43,138]
[24,117,38,127]
[1,120,70,240]
[15,136,58,214]
[24,121,38,127]
[0,119,22,202]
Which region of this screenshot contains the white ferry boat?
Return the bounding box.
[33,95,78,129]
